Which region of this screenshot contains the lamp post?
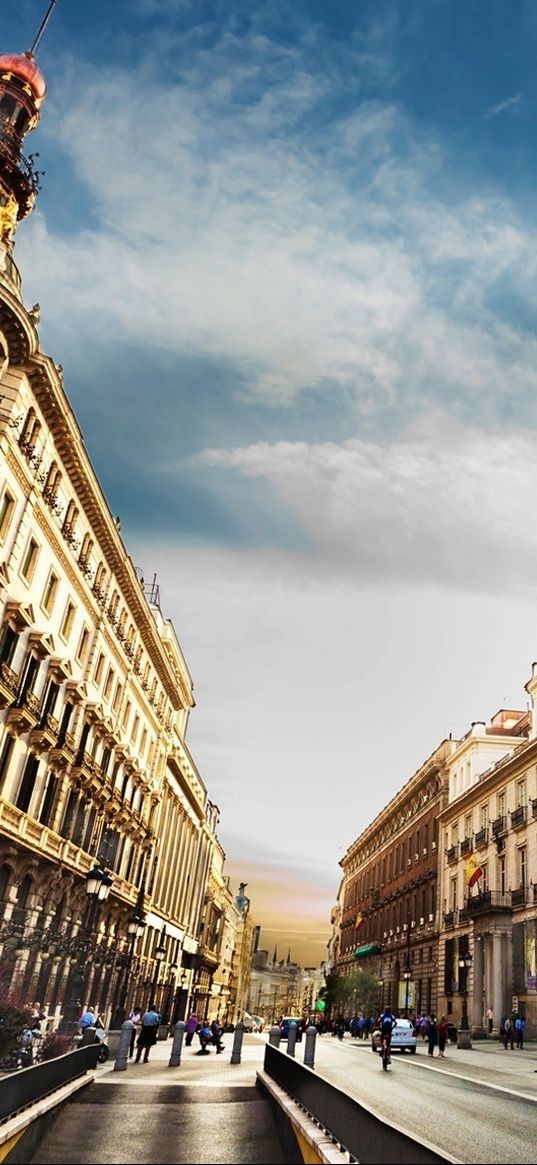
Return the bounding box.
[161,961,178,1027]
[403,967,412,1018]
[60,864,113,1033]
[110,904,146,1028]
[378,978,384,1015]
[152,927,167,1009]
[172,971,189,1025]
[457,950,473,1049]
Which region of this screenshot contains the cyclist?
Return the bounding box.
[379,1007,397,1063]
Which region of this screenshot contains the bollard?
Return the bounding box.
[168,1020,186,1067]
[113,1020,133,1072]
[230,1021,245,1064]
[268,1024,282,1047]
[304,1024,317,1069]
[287,1020,297,1058]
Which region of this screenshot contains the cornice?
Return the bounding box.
[439,736,537,822]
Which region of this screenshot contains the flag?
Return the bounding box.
[355,911,365,930]
[465,851,483,888]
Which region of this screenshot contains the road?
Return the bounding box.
[309,1034,537,1164]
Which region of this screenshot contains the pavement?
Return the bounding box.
[29,1033,284,1165]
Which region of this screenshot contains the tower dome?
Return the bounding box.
[0,52,47,107]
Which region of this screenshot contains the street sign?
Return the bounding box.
[315,1000,326,1011]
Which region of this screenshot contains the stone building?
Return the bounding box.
[0,33,251,1029]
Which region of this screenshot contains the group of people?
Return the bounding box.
[185,1014,225,1054]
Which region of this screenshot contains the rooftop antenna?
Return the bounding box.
[29,0,59,57]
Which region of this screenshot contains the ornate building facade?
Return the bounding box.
[0,31,254,1029]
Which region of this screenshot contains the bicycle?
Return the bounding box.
[380,1032,391,1070]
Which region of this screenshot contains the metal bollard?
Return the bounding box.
[230,1022,245,1064]
[168,1020,186,1067]
[287,1020,297,1058]
[113,1020,133,1072]
[269,1024,281,1047]
[304,1025,317,1069]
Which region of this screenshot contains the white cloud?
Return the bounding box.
[182,415,537,591]
[486,92,523,116]
[16,35,537,419]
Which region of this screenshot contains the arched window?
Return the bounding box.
[43,461,62,503]
[79,533,94,567]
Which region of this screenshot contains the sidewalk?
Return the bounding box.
[30,1033,283,1165]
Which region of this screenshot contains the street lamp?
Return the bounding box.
[60,864,113,1033]
[378,978,384,1015]
[151,927,168,1007]
[110,904,146,1028]
[457,950,473,1049]
[403,967,412,1018]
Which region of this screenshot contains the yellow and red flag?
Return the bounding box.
[465,851,483,888]
[355,911,365,930]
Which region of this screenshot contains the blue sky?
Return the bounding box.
[6,1,537,963]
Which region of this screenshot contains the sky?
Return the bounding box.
[5,0,537,966]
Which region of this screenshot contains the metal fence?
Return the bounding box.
[263,1043,457,1165]
[0,1044,99,1125]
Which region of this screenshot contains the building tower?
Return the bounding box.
[0,2,57,252]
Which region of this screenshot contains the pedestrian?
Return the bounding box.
[79,1006,97,1031]
[128,1004,141,1059]
[437,1015,449,1058]
[420,1014,429,1041]
[185,1013,199,1047]
[135,1002,161,1063]
[515,1015,525,1049]
[427,1014,438,1058]
[486,1006,493,1035]
[210,1019,225,1053]
[502,1016,514,1050]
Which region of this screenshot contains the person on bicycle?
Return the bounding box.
[379,1008,397,1058]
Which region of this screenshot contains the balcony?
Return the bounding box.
[447,845,458,864]
[49,730,76,769]
[0,662,18,708]
[460,837,473,856]
[511,886,527,907]
[491,815,507,838]
[6,689,41,733]
[443,910,456,927]
[474,827,488,848]
[467,890,511,916]
[30,712,59,752]
[532,799,537,820]
[510,805,527,830]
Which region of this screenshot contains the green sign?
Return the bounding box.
[315,1000,326,1011]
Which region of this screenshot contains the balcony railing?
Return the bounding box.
[532,799,537,820]
[510,805,527,829]
[467,890,511,916]
[0,661,18,708]
[447,845,458,864]
[474,827,488,847]
[491,815,507,837]
[511,886,527,907]
[443,910,456,927]
[460,837,473,855]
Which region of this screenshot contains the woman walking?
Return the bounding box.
[437,1016,449,1058]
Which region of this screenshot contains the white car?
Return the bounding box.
[371,1018,417,1054]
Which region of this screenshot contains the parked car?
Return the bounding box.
[371,1018,417,1054]
[280,1016,303,1040]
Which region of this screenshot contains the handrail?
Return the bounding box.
[0,1044,98,1125]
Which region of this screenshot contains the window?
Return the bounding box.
[519,847,527,890]
[38,771,58,827]
[20,536,39,583]
[517,779,526,808]
[498,790,506,818]
[450,876,457,912]
[0,490,15,541]
[499,854,506,895]
[79,533,94,566]
[0,624,19,667]
[480,803,489,830]
[122,700,131,730]
[93,652,105,686]
[19,408,41,453]
[131,714,139,745]
[112,682,123,713]
[43,462,61,503]
[41,570,59,615]
[62,500,79,535]
[76,626,90,665]
[59,600,76,642]
[464,813,472,839]
[481,864,488,893]
[16,754,40,814]
[103,667,114,702]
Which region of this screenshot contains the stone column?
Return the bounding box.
[472,936,486,1036]
[492,932,503,1031]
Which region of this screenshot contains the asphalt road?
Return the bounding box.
[312,1034,537,1164]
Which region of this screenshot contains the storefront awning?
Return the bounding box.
[353,942,382,959]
